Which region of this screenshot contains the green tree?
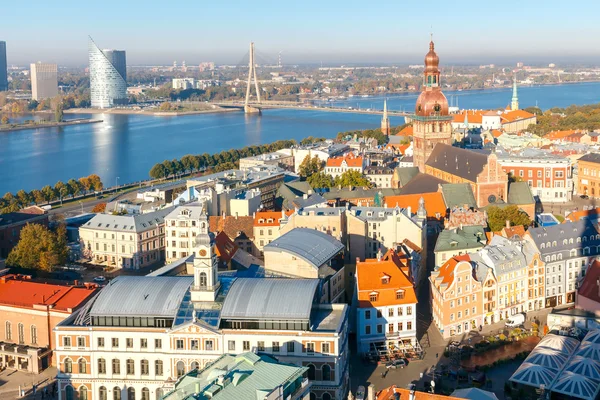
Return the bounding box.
[6,223,68,271]
[67,178,81,198]
[41,185,56,203]
[487,205,532,232]
[334,170,372,188]
[1,115,8,125]
[78,176,91,192]
[298,155,325,179]
[55,102,64,122]
[149,163,167,179]
[162,159,175,176]
[180,155,195,173]
[31,189,45,205]
[54,181,69,204]
[307,172,334,189]
[507,172,524,183]
[15,190,31,207]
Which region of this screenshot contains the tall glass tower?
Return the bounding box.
[0,41,8,91]
[88,37,127,108]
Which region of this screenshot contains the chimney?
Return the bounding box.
[506,219,510,229]
[303,194,308,199]
[377,249,382,261]
[407,206,412,215]
[367,384,375,400]
[409,389,416,400]
[308,189,313,195]
[356,257,360,264]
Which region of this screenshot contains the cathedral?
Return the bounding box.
[411,39,453,172]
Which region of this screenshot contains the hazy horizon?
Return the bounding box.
[3,0,600,67]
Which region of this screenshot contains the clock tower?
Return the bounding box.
[191,213,220,302]
[412,38,453,172]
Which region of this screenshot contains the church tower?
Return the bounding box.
[381,99,391,136]
[411,38,453,172]
[511,73,519,111]
[190,213,220,302]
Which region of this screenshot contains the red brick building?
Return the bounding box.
[0,275,97,372]
[425,144,508,207]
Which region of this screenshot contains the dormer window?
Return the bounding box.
[396,290,405,300]
[267,219,273,223]
[381,275,390,284]
[258,219,264,224]
[369,292,379,302]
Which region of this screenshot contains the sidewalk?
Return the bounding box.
[0,367,57,400]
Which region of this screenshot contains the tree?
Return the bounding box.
[334,170,372,188]
[298,155,325,179]
[31,189,45,205]
[507,172,523,183]
[159,102,172,111]
[41,185,56,203]
[67,178,81,198]
[87,174,103,190]
[1,115,8,125]
[149,163,167,179]
[54,181,69,204]
[487,205,532,232]
[180,154,195,173]
[6,223,68,271]
[307,172,334,189]
[55,102,64,122]
[92,203,107,213]
[78,176,91,192]
[161,159,175,176]
[15,190,31,207]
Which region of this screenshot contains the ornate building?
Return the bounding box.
[381,99,391,136]
[412,39,453,172]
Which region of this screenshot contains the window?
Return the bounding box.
[63,336,71,347]
[322,342,331,354]
[366,325,371,335]
[370,293,378,302]
[243,341,250,351]
[30,325,37,345]
[397,307,403,316]
[396,290,405,300]
[287,341,295,353]
[305,342,315,353]
[257,341,265,351]
[76,337,86,347]
[388,308,394,317]
[99,387,107,400]
[113,388,121,400]
[407,306,413,315]
[141,388,150,400]
[322,364,332,381]
[141,360,149,375]
[191,340,199,350]
[126,359,135,375]
[365,310,371,320]
[64,358,72,373]
[98,358,106,374]
[112,338,119,348]
[176,339,184,350]
[407,321,412,330]
[79,387,88,400]
[155,360,163,376]
[377,325,383,334]
[17,323,24,344]
[127,388,135,400]
[176,361,185,378]
[228,341,235,351]
[98,337,105,348]
[273,341,280,352]
[155,339,162,349]
[112,359,120,374]
[126,338,133,348]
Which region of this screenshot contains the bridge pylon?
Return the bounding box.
[244,42,262,115]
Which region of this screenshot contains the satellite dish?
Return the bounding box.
[488,194,497,203]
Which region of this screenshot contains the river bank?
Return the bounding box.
[64,106,238,116]
[0,118,103,132]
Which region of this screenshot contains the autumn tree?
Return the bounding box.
[54,181,69,204]
[87,174,103,191]
[6,223,68,271]
[92,203,107,213]
[334,170,372,188]
[487,205,532,232]
[67,179,81,197]
[307,172,334,189]
[149,163,167,179]
[55,102,64,122]
[1,115,8,125]
[31,189,45,205]
[299,155,325,179]
[41,185,56,203]
[15,190,31,207]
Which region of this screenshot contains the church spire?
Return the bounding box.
[511,72,519,111]
[381,99,391,136]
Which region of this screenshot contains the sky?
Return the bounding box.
[2,0,600,67]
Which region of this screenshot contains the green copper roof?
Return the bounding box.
[434,225,486,253]
[441,183,477,209]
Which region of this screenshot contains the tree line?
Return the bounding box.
[0,174,103,214]
[148,140,298,179]
[525,103,600,136]
[298,155,372,189]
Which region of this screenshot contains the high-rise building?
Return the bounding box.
[30,62,58,100]
[411,38,453,172]
[88,37,127,108]
[0,41,7,91]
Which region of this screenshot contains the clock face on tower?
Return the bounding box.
[199,249,207,257]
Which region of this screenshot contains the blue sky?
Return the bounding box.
[3,0,600,66]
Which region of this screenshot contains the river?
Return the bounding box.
[1,82,599,195]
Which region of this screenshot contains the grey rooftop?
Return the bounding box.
[264,227,344,268]
[82,206,175,233]
[220,278,319,321]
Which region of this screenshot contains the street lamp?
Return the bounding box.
[78,200,83,214]
[115,177,120,194]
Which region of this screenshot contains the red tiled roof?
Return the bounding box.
[209,216,254,240]
[395,125,413,136]
[565,208,600,222]
[214,231,238,262]
[377,386,461,400]
[501,109,536,123]
[491,129,504,138]
[452,110,485,124]
[0,275,96,312]
[578,260,600,305]
[384,192,446,219]
[502,225,526,238]
[254,210,292,227]
[436,254,471,287]
[326,154,363,168]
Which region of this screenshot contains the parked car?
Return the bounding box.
[505,313,526,328]
[93,276,106,283]
[581,195,589,200]
[386,359,407,369]
[355,386,366,400]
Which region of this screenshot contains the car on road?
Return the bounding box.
[506,313,526,328]
[385,358,408,369]
[355,386,366,400]
[93,276,106,283]
[581,195,589,199]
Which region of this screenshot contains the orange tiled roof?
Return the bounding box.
[209,215,254,240]
[545,129,578,140]
[395,125,413,136]
[491,129,504,138]
[326,154,363,168]
[501,109,535,123]
[502,225,526,238]
[452,110,484,124]
[436,254,470,288]
[376,386,461,400]
[0,275,96,312]
[254,210,292,227]
[214,231,238,262]
[384,192,446,218]
[565,207,600,222]
[356,249,417,308]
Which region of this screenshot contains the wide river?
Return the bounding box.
[1,82,599,194]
